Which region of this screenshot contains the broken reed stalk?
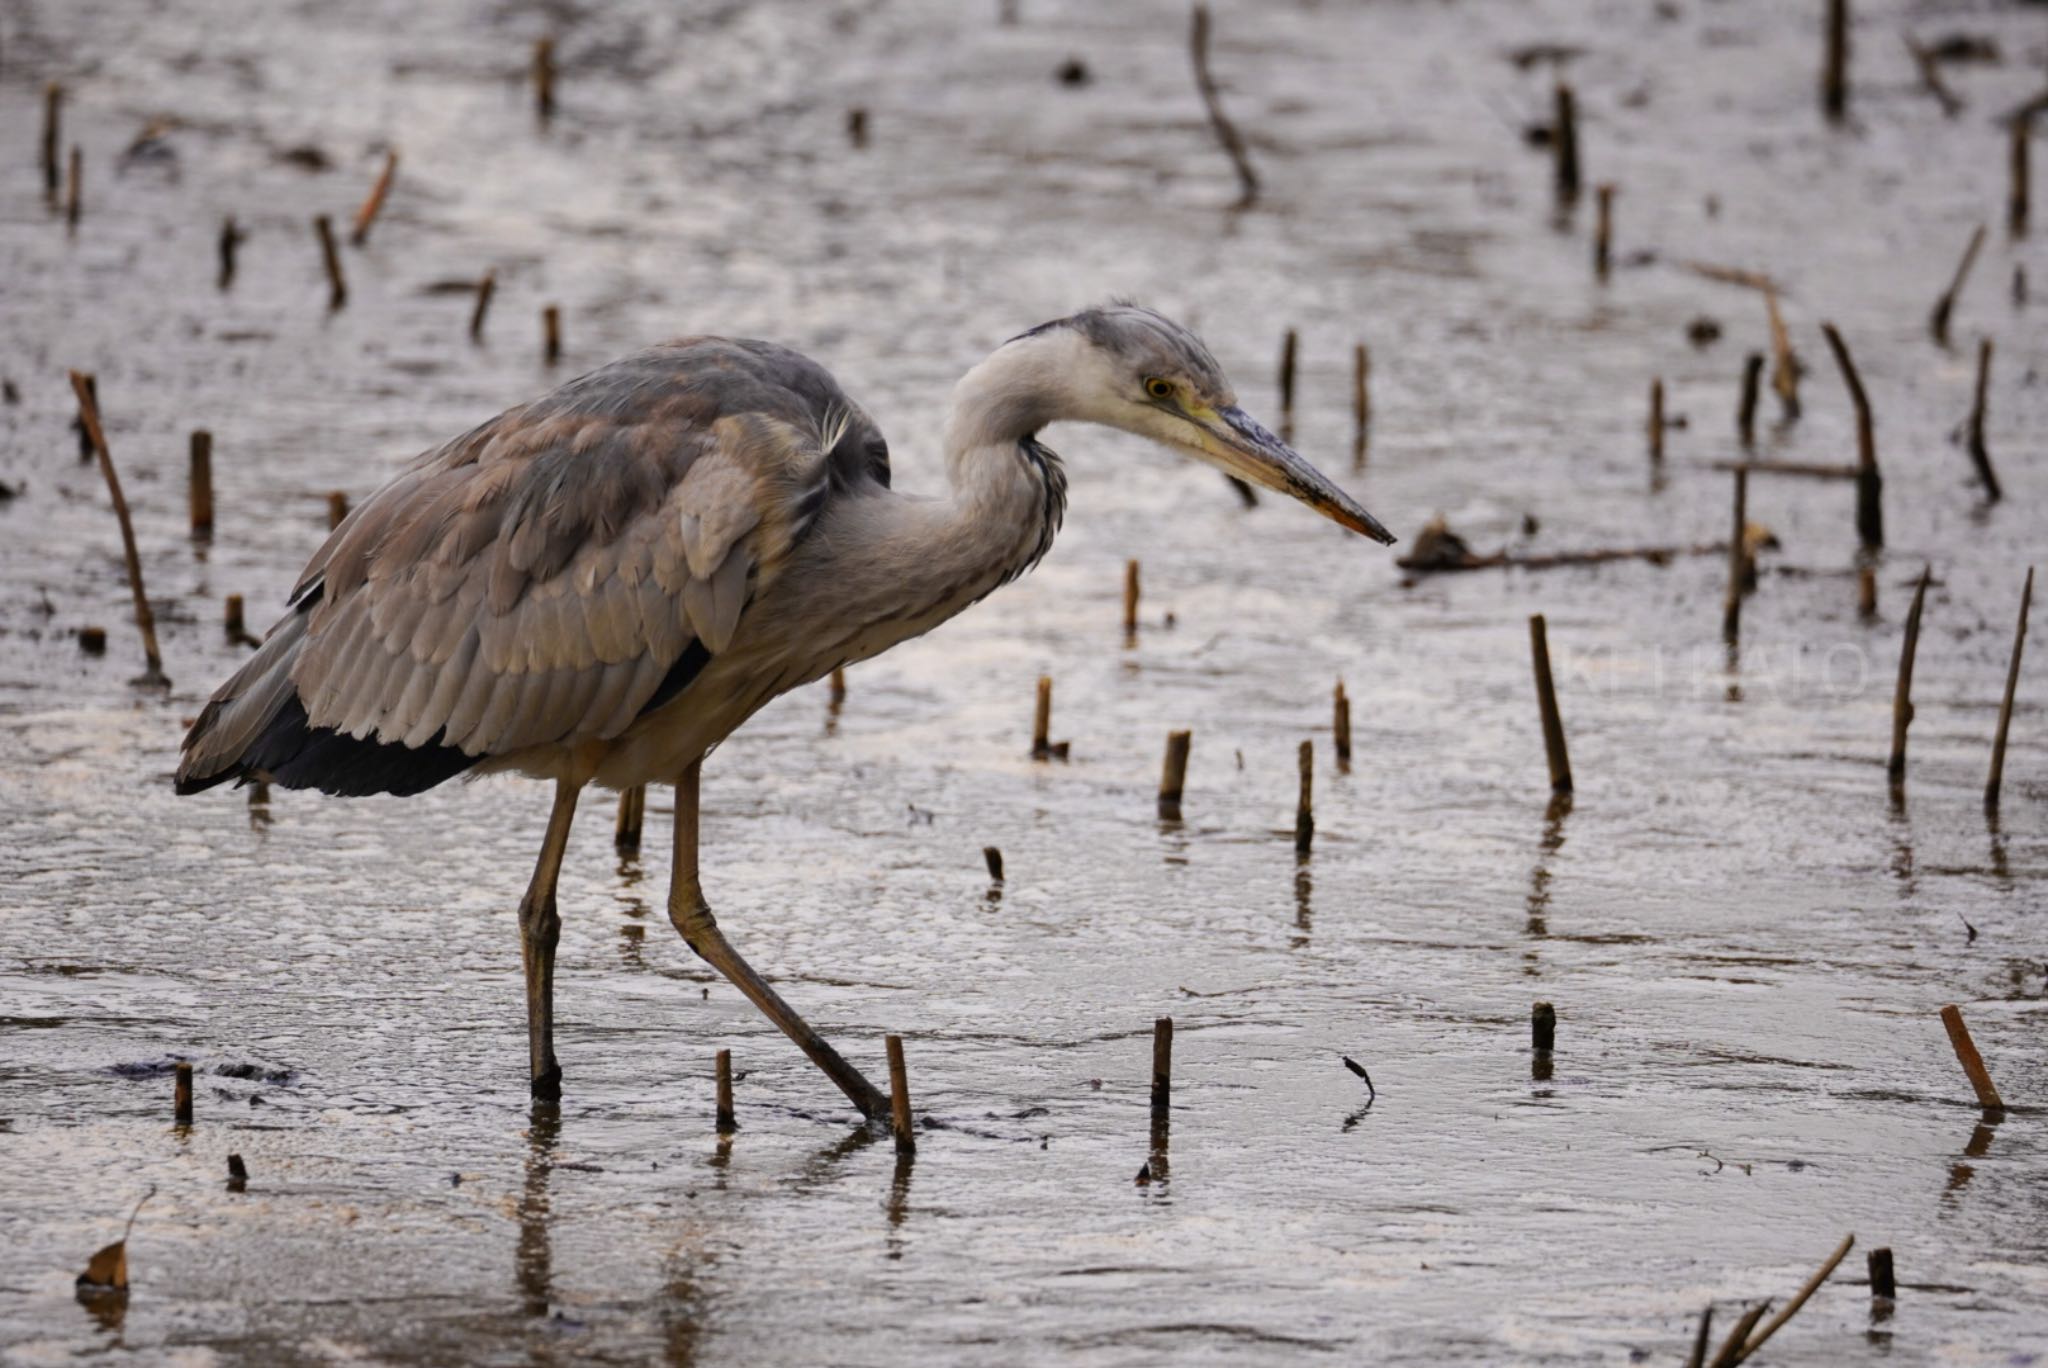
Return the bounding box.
[1529,614,1573,794]
[1986,568,2033,809]
[1031,675,1052,758]
[1929,224,1985,344]
[1888,566,1931,783]
[846,107,868,149]
[64,145,81,230]
[1822,0,1848,122]
[470,269,496,341]
[2013,114,2031,237]
[982,845,1003,881]
[715,1048,737,1135]
[1858,564,1877,619]
[533,38,557,121]
[313,215,346,308]
[188,430,214,538]
[614,784,645,852]
[1739,1234,1856,1363]
[1123,558,1140,636]
[1351,343,1370,460]
[1964,337,2001,500]
[69,372,166,685]
[1277,328,1298,430]
[174,1061,194,1125]
[1685,1306,1714,1368]
[1532,1001,1556,1053]
[75,374,97,462]
[327,490,350,530]
[1722,468,1748,644]
[1819,322,1882,550]
[885,1034,915,1156]
[1903,35,1963,118]
[349,150,398,246]
[1764,287,1800,419]
[1333,680,1352,768]
[1158,729,1191,820]
[1294,739,1314,854]
[1553,84,1580,202]
[1706,1301,1771,1368]
[1867,1247,1896,1300]
[1151,1016,1172,1113]
[542,305,562,365]
[1648,378,1665,463]
[41,82,62,203]
[1594,183,1614,279]
[1737,353,1762,446]
[1940,1004,2006,1112]
[224,594,249,644]
[217,216,242,290]
[1188,5,1259,208]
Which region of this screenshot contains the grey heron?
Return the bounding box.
[176,304,1396,1116]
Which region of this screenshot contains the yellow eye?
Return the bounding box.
[1144,377,1175,401]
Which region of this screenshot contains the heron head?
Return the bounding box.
[1024,304,1396,545]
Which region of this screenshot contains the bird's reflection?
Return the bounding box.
[517,1100,561,1319]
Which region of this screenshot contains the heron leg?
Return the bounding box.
[520,779,581,1100]
[667,759,890,1121]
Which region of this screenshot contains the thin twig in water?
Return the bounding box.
[1736,1233,1855,1363]
[1189,5,1259,208]
[69,373,167,687]
[1342,1055,1375,1104]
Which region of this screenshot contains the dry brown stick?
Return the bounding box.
[174,1061,194,1125]
[469,269,496,341]
[64,145,81,231]
[1532,1001,1556,1053]
[314,214,346,308]
[1858,565,1877,619]
[1158,729,1191,820]
[1821,0,1848,120]
[1188,5,1259,209]
[1333,680,1352,768]
[1888,566,1931,782]
[1553,83,1580,202]
[349,150,399,246]
[1737,353,1763,446]
[41,82,62,203]
[1648,378,1665,463]
[1682,261,1781,293]
[225,594,255,647]
[1706,1302,1771,1368]
[1123,558,1140,636]
[715,1048,737,1135]
[1819,322,1882,549]
[189,430,214,538]
[1594,183,1614,278]
[1684,1306,1714,1368]
[1965,337,2001,500]
[69,372,166,685]
[1031,675,1052,758]
[1352,343,1370,462]
[1738,1234,1856,1363]
[615,784,645,852]
[983,845,1003,881]
[1722,468,1748,644]
[1151,1016,1172,1113]
[1529,614,1572,793]
[533,37,557,121]
[74,374,97,462]
[1277,327,1297,427]
[1868,1248,1896,1299]
[1710,458,1857,481]
[542,304,561,364]
[1939,1004,2005,1112]
[1903,35,1963,117]
[1764,287,1801,419]
[1294,739,1314,854]
[217,216,242,290]
[327,490,350,530]
[1986,568,2033,809]
[1930,223,1985,344]
[2013,114,2032,237]
[885,1034,915,1156]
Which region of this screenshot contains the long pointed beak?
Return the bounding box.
[1207,406,1396,544]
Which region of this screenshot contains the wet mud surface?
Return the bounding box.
[2,0,2046,1362]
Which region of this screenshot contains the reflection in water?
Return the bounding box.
[1986,809,2012,889]
[1291,857,1312,950]
[517,1101,561,1319]
[1943,1118,1998,1201]
[1523,794,1572,977]
[1722,641,1742,704]
[1148,1106,1171,1185]
[886,1153,913,1260]
[619,922,646,970]
[1887,787,1916,898]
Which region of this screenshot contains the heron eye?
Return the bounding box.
[1143,377,1175,401]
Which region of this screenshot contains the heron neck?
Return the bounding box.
[937,334,1081,587]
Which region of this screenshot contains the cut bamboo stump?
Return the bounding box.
[1986,568,2033,809]
[225,594,251,646]
[1277,327,1297,433]
[1151,1016,1172,1113]
[1333,680,1352,769]
[314,215,346,309]
[615,785,645,852]
[1351,343,1371,465]
[1858,565,1877,620]
[1822,0,1848,122]
[1648,378,1665,463]
[41,83,61,204]
[1737,352,1762,447]
[1294,740,1314,855]
[218,216,242,290]
[533,38,557,121]
[1722,468,1748,644]
[1029,676,1065,759]
[327,490,350,530]
[1123,559,1140,637]
[542,305,562,365]
[1530,614,1573,794]
[70,373,166,686]
[174,1062,193,1125]
[1888,567,1931,783]
[2013,113,2031,238]
[64,145,81,231]
[1532,1001,1556,1053]
[1964,337,2001,500]
[1868,1247,1896,1300]
[1940,1004,2005,1113]
[1553,83,1580,203]
[1930,224,1985,345]
[715,1048,737,1135]
[349,150,398,246]
[470,269,496,341]
[1158,729,1191,820]
[1594,183,1614,279]
[1820,323,1883,550]
[189,430,214,538]
[982,846,1003,882]
[885,1034,915,1156]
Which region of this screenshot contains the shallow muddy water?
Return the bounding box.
[3,0,2046,1363]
